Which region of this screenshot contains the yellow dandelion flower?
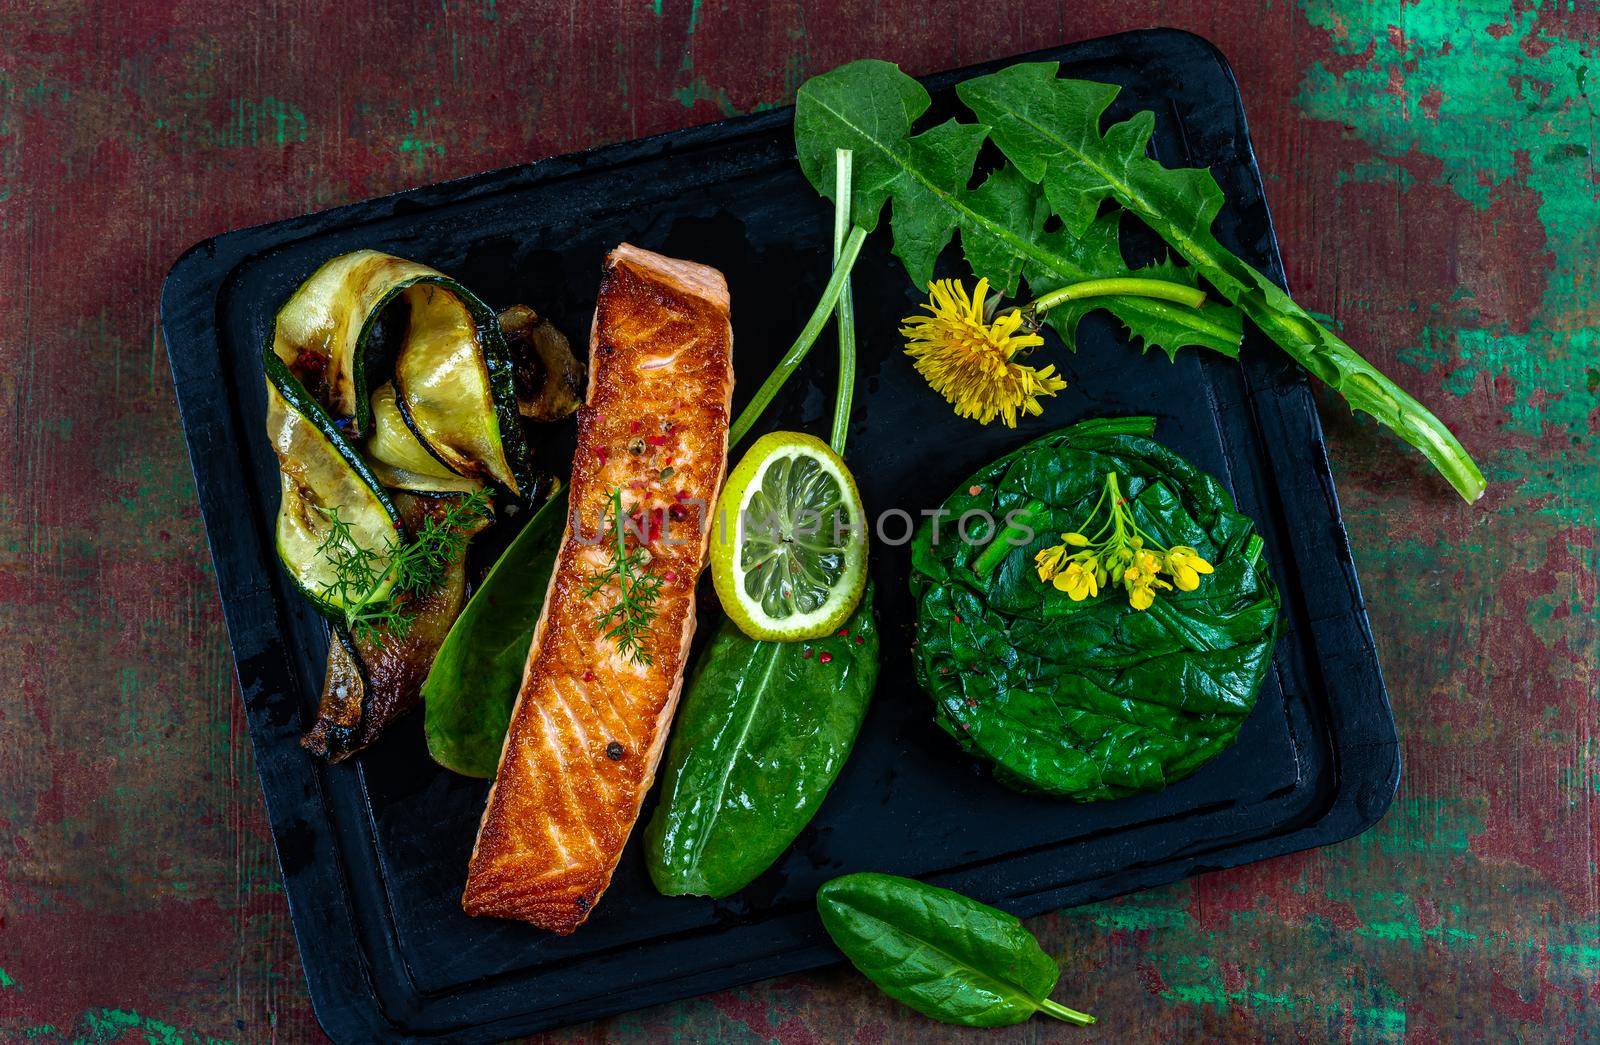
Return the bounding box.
[901,278,1066,428]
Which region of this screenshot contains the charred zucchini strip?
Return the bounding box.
[365,383,484,495]
[266,354,404,615]
[269,249,441,434]
[393,282,530,495]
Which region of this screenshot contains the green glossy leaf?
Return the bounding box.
[958,62,1484,502]
[816,873,1094,1028]
[909,417,1280,801]
[794,59,1242,358]
[644,586,879,899]
[422,484,566,777]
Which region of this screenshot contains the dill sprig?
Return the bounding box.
[316,488,493,644]
[582,487,663,665]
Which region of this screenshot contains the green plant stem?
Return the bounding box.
[830,148,857,456]
[730,224,869,448]
[974,498,1045,577]
[1037,999,1096,1026]
[1032,276,1206,313]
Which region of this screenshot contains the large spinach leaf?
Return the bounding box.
[816,872,1094,1027]
[422,485,566,777]
[909,417,1279,800]
[644,586,879,898]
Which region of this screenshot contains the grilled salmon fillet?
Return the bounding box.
[463,244,733,933]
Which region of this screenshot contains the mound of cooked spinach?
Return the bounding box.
[909,416,1279,801]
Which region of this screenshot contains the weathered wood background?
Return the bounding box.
[1,0,1595,1041]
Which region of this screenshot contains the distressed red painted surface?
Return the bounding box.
[1,1,1595,1041]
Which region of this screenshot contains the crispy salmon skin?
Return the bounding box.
[462,244,733,933]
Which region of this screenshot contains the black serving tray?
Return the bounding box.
[160,28,1397,1043]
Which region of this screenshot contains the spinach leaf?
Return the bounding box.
[910,417,1279,800]
[794,59,1243,361]
[645,586,879,898]
[816,872,1094,1027]
[956,62,1484,502]
[422,485,566,777]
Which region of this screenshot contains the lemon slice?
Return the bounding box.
[711,431,869,641]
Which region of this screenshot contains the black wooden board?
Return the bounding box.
[160,28,1398,1043]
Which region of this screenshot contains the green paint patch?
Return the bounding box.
[0,967,16,990]
[1155,952,1407,1038]
[1300,0,1600,523]
[1076,901,1191,932]
[1336,157,1417,191]
[1543,143,1590,163]
[399,101,446,165]
[69,1008,236,1045]
[150,96,307,151]
[1369,795,1485,856]
[673,76,741,116]
[223,96,306,147]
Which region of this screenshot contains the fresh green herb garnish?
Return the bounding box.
[583,487,664,664]
[794,60,1241,363]
[958,62,1483,501]
[316,488,492,644]
[817,872,1095,1028]
[795,58,1485,502]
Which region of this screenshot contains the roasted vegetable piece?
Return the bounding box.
[301,492,486,761]
[498,304,583,422]
[910,416,1280,800]
[645,585,879,898]
[265,353,404,615]
[817,873,1094,1027]
[269,249,451,435]
[392,282,531,496]
[365,383,484,495]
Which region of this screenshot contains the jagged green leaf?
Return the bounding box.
[795,59,1243,358]
[959,62,1484,501]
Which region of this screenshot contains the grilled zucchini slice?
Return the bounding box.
[266,353,403,615]
[365,383,484,495]
[393,282,530,495]
[269,249,443,435]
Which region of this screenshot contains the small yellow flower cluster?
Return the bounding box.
[1034,474,1214,611]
